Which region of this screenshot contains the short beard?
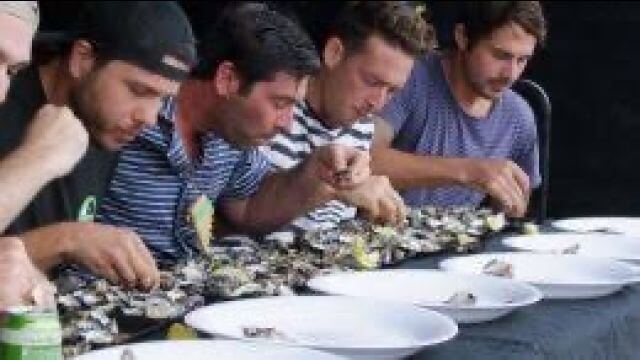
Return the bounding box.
[472,82,501,101]
[68,79,106,148]
[459,54,500,101]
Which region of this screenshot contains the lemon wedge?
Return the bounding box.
[167,323,198,340]
[485,213,506,232]
[351,236,380,270]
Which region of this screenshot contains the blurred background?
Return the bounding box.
[37,1,640,219]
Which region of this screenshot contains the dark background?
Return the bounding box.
[522,1,640,218]
[37,1,640,219]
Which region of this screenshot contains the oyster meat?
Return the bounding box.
[482,259,514,278]
[444,291,477,306]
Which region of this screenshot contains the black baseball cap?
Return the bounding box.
[39,1,197,81]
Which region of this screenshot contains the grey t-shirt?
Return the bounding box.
[380,52,540,207]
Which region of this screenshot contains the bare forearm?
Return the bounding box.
[227,171,334,233]
[371,146,469,190]
[20,222,77,272]
[371,115,470,191]
[0,147,57,232]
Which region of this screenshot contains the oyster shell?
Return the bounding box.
[482,259,514,278]
[444,291,477,306]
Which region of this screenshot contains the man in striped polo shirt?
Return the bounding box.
[373,2,546,218]
[261,2,432,231]
[100,3,390,262]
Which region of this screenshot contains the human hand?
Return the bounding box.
[462,158,530,218]
[338,175,407,226]
[303,144,371,191]
[62,223,159,291]
[0,237,56,309]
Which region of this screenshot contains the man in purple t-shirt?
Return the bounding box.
[373,1,547,218]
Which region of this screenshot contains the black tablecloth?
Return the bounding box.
[405,235,640,360]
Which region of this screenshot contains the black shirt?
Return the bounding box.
[0,66,117,234]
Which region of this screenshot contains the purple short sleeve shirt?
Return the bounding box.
[379,53,540,207]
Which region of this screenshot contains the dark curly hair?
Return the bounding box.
[191,2,320,92]
[445,1,547,49]
[293,1,433,58]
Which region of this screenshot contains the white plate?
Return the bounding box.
[552,217,640,237]
[439,252,640,299]
[307,270,542,324]
[502,233,640,264]
[72,340,344,360]
[185,295,458,360]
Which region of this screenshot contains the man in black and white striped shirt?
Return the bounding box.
[262,2,433,231]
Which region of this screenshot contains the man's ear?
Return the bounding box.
[323,36,345,70]
[213,61,241,97]
[68,40,97,80]
[453,23,469,51]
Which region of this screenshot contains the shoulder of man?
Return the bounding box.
[500,89,538,148]
[501,89,535,123]
[379,53,433,134]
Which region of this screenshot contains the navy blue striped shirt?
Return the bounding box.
[98,99,271,261]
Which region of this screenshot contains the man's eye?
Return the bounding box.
[495,53,510,61]
[274,100,290,109]
[364,77,378,86]
[130,85,152,97]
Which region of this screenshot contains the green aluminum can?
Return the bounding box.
[0,307,62,360]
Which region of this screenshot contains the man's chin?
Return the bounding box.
[324,113,356,129]
[101,141,123,152]
[253,131,282,147]
[478,87,504,101]
[224,131,277,149]
[97,136,128,152]
[251,137,273,148]
[227,137,265,149]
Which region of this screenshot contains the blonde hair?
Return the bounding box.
[0,1,39,31]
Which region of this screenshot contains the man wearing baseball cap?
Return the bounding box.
[0,1,197,291]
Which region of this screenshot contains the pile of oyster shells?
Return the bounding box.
[57,267,206,357]
[57,207,506,356]
[298,206,506,268]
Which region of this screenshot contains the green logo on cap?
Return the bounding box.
[77,196,97,222]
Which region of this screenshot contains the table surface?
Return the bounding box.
[405,235,640,360]
[125,233,640,360]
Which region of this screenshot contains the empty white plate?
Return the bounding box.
[439,252,640,299]
[72,340,345,360]
[185,295,458,360]
[307,270,542,324]
[552,217,640,237]
[502,233,640,264]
